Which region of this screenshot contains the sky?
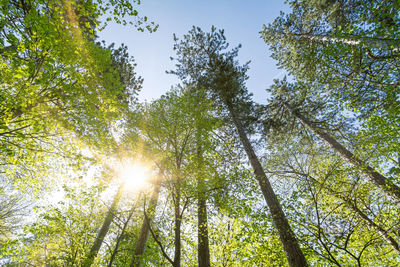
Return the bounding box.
[98,0,290,104]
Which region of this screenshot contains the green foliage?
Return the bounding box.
[0,1,150,265]
[0,0,145,203]
[2,183,106,265]
[261,0,400,176]
[170,26,256,123]
[263,119,400,265]
[1,1,399,266]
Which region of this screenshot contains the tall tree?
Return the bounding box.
[83,183,124,267]
[262,126,400,265]
[170,27,307,266]
[196,141,211,267]
[193,90,211,267]
[261,0,400,178]
[132,89,197,267]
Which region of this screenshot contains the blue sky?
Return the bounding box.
[99,1,290,104]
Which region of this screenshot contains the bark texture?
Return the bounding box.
[197,140,211,267]
[173,183,182,267]
[198,196,211,267]
[226,100,308,267]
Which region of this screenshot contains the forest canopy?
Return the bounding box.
[0,0,399,266]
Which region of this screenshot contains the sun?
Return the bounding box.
[119,162,151,192]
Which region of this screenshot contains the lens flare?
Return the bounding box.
[120,162,151,192]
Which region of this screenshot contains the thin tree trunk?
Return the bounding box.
[350,202,400,254]
[225,100,308,267]
[294,32,400,52]
[283,102,400,203]
[130,174,163,267]
[108,208,135,267]
[268,30,400,52]
[198,192,211,267]
[197,135,211,267]
[173,178,182,267]
[83,184,124,267]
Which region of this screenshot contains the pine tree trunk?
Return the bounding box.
[283,102,400,203]
[83,184,124,267]
[130,174,163,267]
[198,196,211,267]
[197,138,211,267]
[173,176,182,267]
[226,100,308,267]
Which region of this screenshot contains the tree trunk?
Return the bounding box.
[296,32,399,52]
[108,208,135,267]
[283,102,400,203]
[197,136,211,267]
[198,194,211,267]
[173,179,182,267]
[269,30,400,52]
[130,174,163,267]
[83,184,124,267]
[226,100,308,267]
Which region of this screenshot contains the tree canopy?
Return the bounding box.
[1,0,399,266]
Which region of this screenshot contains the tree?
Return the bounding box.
[108,205,136,267]
[0,1,148,198]
[0,0,148,137]
[260,102,400,265]
[128,89,198,267]
[261,0,400,179]
[0,3,150,257]
[170,26,307,266]
[83,183,124,267]
[261,79,400,204]
[193,89,213,267]
[0,187,26,246]
[130,171,163,267]
[124,86,224,266]
[4,183,107,265]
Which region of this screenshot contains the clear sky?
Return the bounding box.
[99,0,290,104]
